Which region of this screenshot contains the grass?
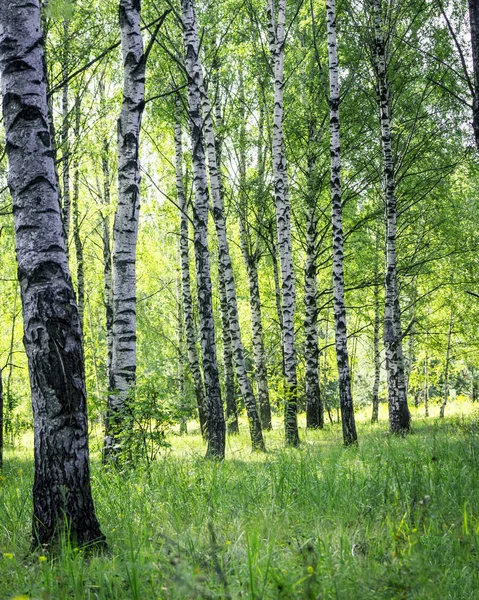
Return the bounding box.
[1,401,479,599]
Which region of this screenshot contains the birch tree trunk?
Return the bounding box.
[468,0,479,147]
[176,276,187,434]
[371,276,381,423]
[371,221,381,423]
[326,0,357,444]
[101,138,114,384]
[104,0,145,460]
[371,0,411,433]
[440,307,454,418]
[0,0,104,546]
[267,0,300,446]
[304,114,324,430]
[238,86,272,431]
[182,0,226,458]
[197,44,265,451]
[61,18,71,248]
[209,88,239,435]
[71,96,85,329]
[174,104,208,438]
[218,269,239,434]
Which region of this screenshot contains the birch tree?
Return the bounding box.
[104,0,146,459]
[189,10,265,451]
[267,0,300,446]
[182,0,226,458]
[370,0,411,433]
[174,101,208,438]
[326,0,357,444]
[0,0,104,546]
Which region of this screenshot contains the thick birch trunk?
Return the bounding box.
[440,308,454,418]
[371,0,410,433]
[182,0,226,458]
[174,106,208,438]
[198,54,264,452]
[105,0,145,460]
[0,0,104,546]
[326,0,357,444]
[267,0,300,447]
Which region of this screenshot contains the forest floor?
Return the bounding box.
[1,401,478,599]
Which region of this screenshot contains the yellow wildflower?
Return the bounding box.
[307,566,314,574]
[38,555,47,562]
[3,553,14,559]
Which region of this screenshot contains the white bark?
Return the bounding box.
[267,0,300,446]
[174,103,208,438]
[197,48,265,451]
[326,0,357,444]
[105,0,146,460]
[182,0,226,458]
[0,0,104,546]
[238,84,272,431]
[371,0,410,433]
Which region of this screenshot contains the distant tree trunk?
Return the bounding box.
[177,277,187,434]
[304,119,323,429]
[101,138,114,384]
[105,0,145,461]
[424,350,429,417]
[61,18,71,249]
[371,278,381,423]
[371,224,381,423]
[174,102,208,439]
[238,82,272,431]
[0,0,104,546]
[199,58,264,452]
[440,308,454,418]
[71,96,85,329]
[182,0,226,459]
[326,0,357,445]
[371,0,410,433]
[267,0,300,447]
[468,0,479,148]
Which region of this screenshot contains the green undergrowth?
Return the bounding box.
[1,403,479,599]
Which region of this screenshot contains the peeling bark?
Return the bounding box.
[326,0,357,444]
[182,0,226,459]
[0,0,104,546]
